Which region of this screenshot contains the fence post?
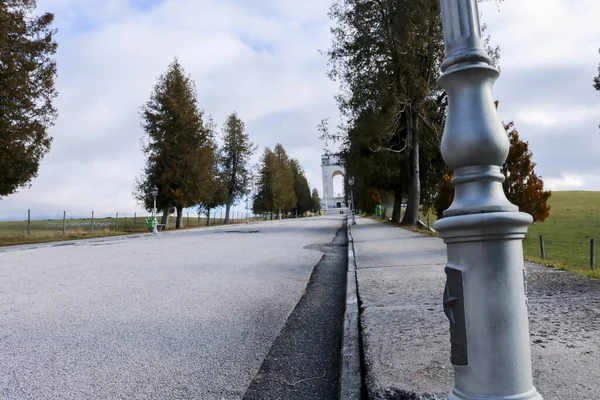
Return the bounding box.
[539,235,545,260]
[134,212,136,231]
[198,213,200,226]
[91,211,94,232]
[591,239,595,271]
[116,212,119,231]
[187,212,189,227]
[63,211,66,235]
[28,209,31,236]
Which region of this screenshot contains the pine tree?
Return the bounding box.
[0,0,58,197]
[311,189,322,213]
[271,144,297,219]
[219,112,256,224]
[253,148,276,215]
[252,144,297,219]
[326,0,445,226]
[290,159,312,216]
[135,59,214,229]
[196,143,227,226]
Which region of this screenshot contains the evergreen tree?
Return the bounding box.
[311,188,322,213]
[0,0,58,197]
[196,143,227,226]
[219,112,256,224]
[135,59,214,229]
[252,144,297,219]
[253,148,276,215]
[326,0,445,226]
[272,144,297,219]
[290,159,312,216]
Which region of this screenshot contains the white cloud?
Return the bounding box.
[517,105,600,130]
[481,0,600,192]
[545,174,586,191]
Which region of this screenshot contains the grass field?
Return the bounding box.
[0,214,254,246]
[523,191,600,278]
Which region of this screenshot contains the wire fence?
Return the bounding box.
[525,235,597,271]
[0,209,260,238]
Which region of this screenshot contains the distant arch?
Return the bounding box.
[331,169,344,179]
[321,155,346,210]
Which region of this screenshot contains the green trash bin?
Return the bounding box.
[375,205,382,217]
[147,217,155,232]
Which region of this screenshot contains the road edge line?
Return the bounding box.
[339,216,363,400]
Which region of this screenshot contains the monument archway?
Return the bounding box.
[321,154,346,210]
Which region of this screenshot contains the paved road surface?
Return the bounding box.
[243,220,347,400]
[0,216,345,400]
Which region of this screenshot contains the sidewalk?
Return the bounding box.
[349,216,600,400]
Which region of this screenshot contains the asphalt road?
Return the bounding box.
[243,220,347,400]
[0,216,345,400]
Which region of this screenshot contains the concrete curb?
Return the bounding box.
[339,216,363,400]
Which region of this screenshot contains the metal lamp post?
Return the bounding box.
[434,1,542,399]
[151,186,158,234]
[348,176,356,225]
[246,196,249,225]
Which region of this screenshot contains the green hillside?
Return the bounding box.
[524,191,600,277]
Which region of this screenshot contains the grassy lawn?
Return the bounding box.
[0,214,254,247]
[368,191,600,279]
[523,191,600,278]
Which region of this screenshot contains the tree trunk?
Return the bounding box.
[206,207,211,226]
[392,188,403,223]
[176,206,183,229]
[224,202,231,224]
[402,109,421,226]
[161,206,169,229]
[278,208,282,220]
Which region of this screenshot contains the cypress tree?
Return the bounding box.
[0,0,58,197]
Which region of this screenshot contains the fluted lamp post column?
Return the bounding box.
[434,1,542,399]
[246,196,250,224]
[151,186,159,235]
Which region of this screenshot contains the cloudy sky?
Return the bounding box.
[1,0,599,219]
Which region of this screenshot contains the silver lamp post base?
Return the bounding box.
[449,388,542,400]
[436,213,542,400]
